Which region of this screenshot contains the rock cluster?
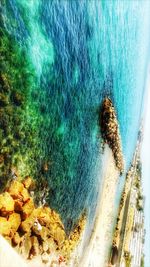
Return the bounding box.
[0,176,86,265]
[0,177,64,262]
[100,97,124,173]
[61,214,86,260]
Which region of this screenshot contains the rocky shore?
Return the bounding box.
[100,97,124,173]
[0,175,86,266]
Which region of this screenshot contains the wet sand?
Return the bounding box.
[78,144,120,267]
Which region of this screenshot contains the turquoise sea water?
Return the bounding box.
[1,0,150,234]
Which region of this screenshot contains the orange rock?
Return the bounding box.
[0,213,21,237]
[0,192,14,216]
[8,180,30,203]
[0,217,11,235]
[14,200,23,212]
[53,227,65,246]
[42,238,56,253]
[12,232,21,246]
[20,215,35,233]
[8,213,21,235]
[37,207,51,226]
[42,240,49,252]
[22,176,34,190]
[30,236,40,257]
[21,233,32,259]
[20,208,41,233]
[37,207,64,229]
[21,188,30,203]
[32,225,50,241]
[8,180,24,199]
[21,198,35,220]
[51,210,64,228]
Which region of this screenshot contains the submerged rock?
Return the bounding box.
[0,93,9,106]
[11,91,24,106]
[0,154,4,164]
[0,74,11,92]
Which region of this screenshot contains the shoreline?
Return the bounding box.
[0,144,120,267]
[77,144,120,267]
[0,96,123,267]
[0,146,121,267]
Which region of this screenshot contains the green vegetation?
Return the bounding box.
[0,5,96,229]
[0,18,43,190]
[140,255,144,267]
[0,17,82,228]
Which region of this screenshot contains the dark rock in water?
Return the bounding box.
[111,245,118,265]
[0,93,9,107]
[40,104,47,114]
[42,162,49,173]
[0,154,4,164]
[5,106,14,116]
[0,74,10,93]
[100,97,124,173]
[11,91,24,106]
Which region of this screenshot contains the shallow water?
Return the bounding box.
[1,0,150,233]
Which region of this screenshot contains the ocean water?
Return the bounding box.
[1,0,150,234]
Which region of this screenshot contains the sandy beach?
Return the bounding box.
[0,235,28,267]
[78,144,120,267]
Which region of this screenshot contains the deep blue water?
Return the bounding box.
[1,0,150,233]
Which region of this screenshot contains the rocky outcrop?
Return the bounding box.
[100,97,124,173]
[0,176,86,265]
[0,192,14,216]
[61,214,86,260]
